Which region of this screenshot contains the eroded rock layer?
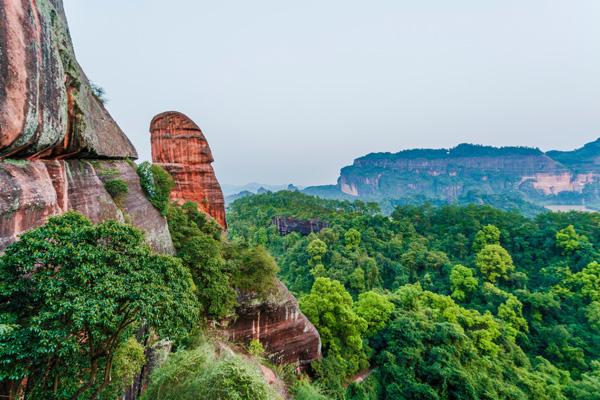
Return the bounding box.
[226,281,322,366]
[0,0,136,159]
[150,111,227,228]
[0,160,173,253]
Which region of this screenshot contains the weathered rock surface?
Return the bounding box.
[0,160,173,253]
[0,0,136,158]
[150,111,227,228]
[226,280,322,366]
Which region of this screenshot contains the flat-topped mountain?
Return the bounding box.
[305,139,600,213]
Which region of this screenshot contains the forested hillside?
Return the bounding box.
[228,191,600,399]
[305,140,600,215]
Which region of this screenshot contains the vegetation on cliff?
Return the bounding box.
[0,173,281,399]
[228,191,600,399]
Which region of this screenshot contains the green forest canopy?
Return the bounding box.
[227,191,600,400]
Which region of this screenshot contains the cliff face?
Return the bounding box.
[308,142,600,211]
[226,281,322,366]
[0,0,136,159]
[0,0,171,252]
[0,159,174,253]
[150,111,227,228]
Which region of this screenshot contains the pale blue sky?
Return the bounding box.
[64,0,600,186]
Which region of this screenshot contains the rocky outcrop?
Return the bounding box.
[0,0,137,159]
[150,111,227,228]
[307,141,600,211]
[0,159,174,253]
[273,217,329,236]
[226,280,322,366]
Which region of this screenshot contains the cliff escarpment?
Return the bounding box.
[306,141,600,212]
[0,0,172,252]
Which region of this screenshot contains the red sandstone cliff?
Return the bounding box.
[226,281,322,366]
[0,0,171,252]
[150,111,227,228]
[0,0,136,159]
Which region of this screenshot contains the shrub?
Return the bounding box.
[104,178,129,204]
[292,381,331,400]
[248,338,265,357]
[144,344,279,400]
[192,356,278,400]
[142,344,215,400]
[137,162,175,216]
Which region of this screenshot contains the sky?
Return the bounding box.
[63,0,600,186]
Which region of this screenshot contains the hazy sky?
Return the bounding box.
[63,0,600,186]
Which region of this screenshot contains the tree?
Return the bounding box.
[450,264,479,301]
[0,213,198,399]
[229,245,279,299]
[475,244,515,283]
[354,291,395,336]
[472,224,501,253]
[344,229,362,252]
[308,238,328,266]
[556,225,585,255]
[301,278,368,375]
[167,203,236,319]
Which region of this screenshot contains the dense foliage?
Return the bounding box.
[228,191,600,399]
[142,341,279,400]
[137,161,175,215]
[166,201,279,320]
[0,213,198,399]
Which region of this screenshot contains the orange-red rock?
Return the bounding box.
[150,111,227,228]
[226,281,322,366]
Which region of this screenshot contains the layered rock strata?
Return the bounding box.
[150,111,227,228]
[226,281,322,366]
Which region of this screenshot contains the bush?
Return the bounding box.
[248,338,265,357]
[142,344,215,400]
[104,178,129,204]
[292,381,331,400]
[192,356,278,400]
[137,161,175,215]
[144,343,279,400]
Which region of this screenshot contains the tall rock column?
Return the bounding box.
[150,111,227,228]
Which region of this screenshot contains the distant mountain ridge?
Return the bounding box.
[304,138,600,214]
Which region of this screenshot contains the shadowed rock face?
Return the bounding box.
[0,0,136,159]
[226,281,322,366]
[150,111,227,228]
